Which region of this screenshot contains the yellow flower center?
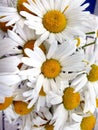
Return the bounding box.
[63,87,80,110]
[96,98,98,108]
[45,123,54,130]
[0,97,13,110]
[87,64,98,82]
[39,87,46,96]
[80,115,96,130]
[41,59,61,78]
[13,101,34,115]
[23,40,46,56]
[17,0,34,14]
[42,10,67,33]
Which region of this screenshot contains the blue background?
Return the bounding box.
[84,0,96,14]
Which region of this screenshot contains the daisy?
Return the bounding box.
[0,0,33,29]
[2,100,34,130]
[71,38,98,113]
[0,71,28,110]
[23,79,48,110]
[46,80,82,130]
[0,82,35,128]
[18,40,85,107]
[64,113,96,130]
[0,24,45,59]
[20,0,90,46]
[27,107,53,130]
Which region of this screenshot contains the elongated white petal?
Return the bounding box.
[19,68,40,76]
[0,74,21,85]
[22,57,42,68]
[47,41,58,59]
[71,113,82,122]
[0,56,21,72]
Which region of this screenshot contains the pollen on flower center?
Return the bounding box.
[41,59,61,78]
[0,97,13,110]
[42,10,67,33]
[13,101,34,115]
[23,40,46,56]
[87,64,98,82]
[45,123,54,130]
[80,115,96,130]
[63,87,80,110]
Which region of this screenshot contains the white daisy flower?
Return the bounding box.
[46,80,82,130]
[13,105,52,130]
[29,108,53,130]
[18,40,85,105]
[3,99,34,130]
[0,0,33,28]
[11,74,48,111]
[23,82,47,110]
[64,113,96,130]
[33,107,52,125]
[0,72,28,110]
[71,39,98,113]
[0,24,42,58]
[20,0,90,46]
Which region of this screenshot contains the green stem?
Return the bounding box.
[86,31,95,35]
[82,41,96,49]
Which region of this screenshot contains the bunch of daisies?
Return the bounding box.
[0,0,98,130]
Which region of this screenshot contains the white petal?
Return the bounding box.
[35,74,44,94]
[0,74,21,85]
[34,47,46,60]
[0,38,19,57]
[48,91,62,105]
[0,83,13,97]
[52,104,68,130]
[22,57,42,68]
[47,41,58,59]
[34,31,49,46]
[43,78,51,93]
[71,74,86,86]
[24,48,46,62]
[0,56,21,72]
[8,30,24,45]
[74,78,87,92]
[0,7,17,12]
[71,113,82,122]
[19,68,40,76]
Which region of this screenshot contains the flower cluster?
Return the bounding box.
[0,0,98,130]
